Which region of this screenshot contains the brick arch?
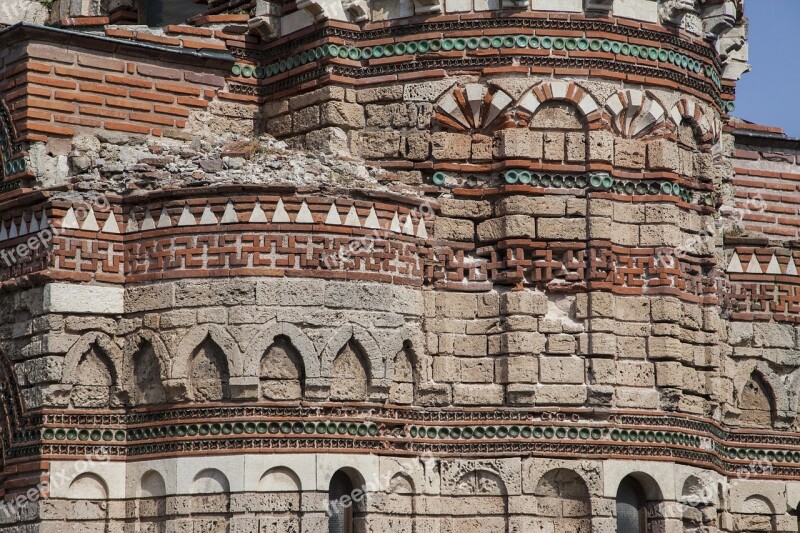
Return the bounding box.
[604,89,667,138]
[172,325,243,380]
[320,324,385,382]
[669,97,716,148]
[517,81,602,125]
[242,320,320,378]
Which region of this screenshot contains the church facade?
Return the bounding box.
[0,0,798,531]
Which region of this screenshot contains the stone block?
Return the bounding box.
[614,138,646,169]
[495,355,538,383]
[477,215,536,242]
[471,134,493,161]
[539,356,584,384]
[587,130,614,162]
[405,132,431,160]
[496,195,566,217]
[534,384,587,405]
[565,131,586,162]
[500,291,548,316]
[366,103,417,128]
[431,132,472,160]
[320,101,365,129]
[494,129,543,159]
[439,199,492,219]
[543,131,565,161]
[537,217,587,240]
[647,138,680,172]
[292,106,320,133]
[546,333,576,354]
[433,217,474,241]
[489,331,547,355]
[453,383,504,405]
[359,131,403,159]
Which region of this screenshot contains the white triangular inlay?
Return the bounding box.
[325,203,341,225]
[249,201,267,223]
[178,205,196,226]
[19,216,28,235]
[40,211,49,230]
[221,201,239,224]
[766,254,782,275]
[745,254,762,274]
[402,214,414,235]
[390,212,401,233]
[8,220,16,239]
[102,213,120,234]
[416,219,428,239]
[726,252,743,273]
[296,201,314,224]
[200,204,218,225]
[29,213,39,234]
[344,205,361,227]
[272,199,290,223]
[364,207,380,229]
[157,208,172,229]
[81,208,99,231]
[62,207,79,229]
[0,223,6,241]
[787,257,798,276]
[140,211,156,231]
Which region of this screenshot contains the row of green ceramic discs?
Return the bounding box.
[125,421,379,440]
[727,447,800,463]
[233,35,713,81]
[410,425,604,440]
[39,428,126,442]
[609,429,700,447]
[1,134,25,176]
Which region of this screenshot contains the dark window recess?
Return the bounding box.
[146,0,207,27]
[616,476,647,533]
[329,471,354,533]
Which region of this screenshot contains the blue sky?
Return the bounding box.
[735,1,800,136]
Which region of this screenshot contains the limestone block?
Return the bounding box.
[471,134,493,161]
[405,132,431,161]
[495,355,538,383]
[292,106,320,133]
[494,129,543,159]
[453,383,504,405]
[613,203,646,224]
[614,138,646,169]
[613,296,650,321]
[477,215,536,242]
[506,383,536,405]
[453,335,488,356]
[359,131,403,159]
[500,291,548,316]
[433,217,474,241]
[535,384,587,405]
[546,333,577,354]
[496,195,566,217]
[321,101,365,129]
[694,152,714,180]
[304,127,350,155]
[651,297,682,322]
[647,336,683,360]
[439,199,492,219]
[539,356,584,384]
[366,103,418,128]
[543,131,565,161]
[44,284,124,315]
[357,85,404,103]
[615,361,655,387]
[459,358,493,382]
[435,292,478,319]
[537,217,587,240]
[431,132,472,160]
[126,283,174,313]
[614,387,659,409]
[489,331,547,355]
[753,323,795,348]
[578,332,616,356]
[647,138,680,172]
[565,131,587,162]
[587,130,614,162]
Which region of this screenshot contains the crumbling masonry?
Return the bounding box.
[0,0,799,531]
